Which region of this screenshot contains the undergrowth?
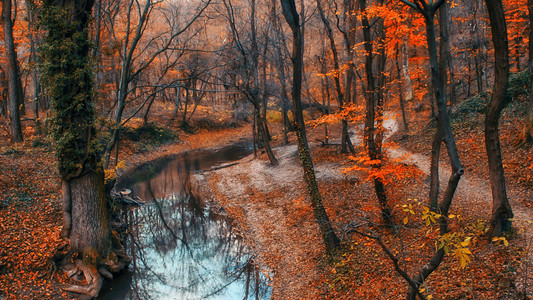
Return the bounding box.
[122,123,178,153]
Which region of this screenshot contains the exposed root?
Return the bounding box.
[513,129,533,148]
[61,248,131,298]
[63,259,103,298]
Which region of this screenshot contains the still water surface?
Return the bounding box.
[98,142,271,300]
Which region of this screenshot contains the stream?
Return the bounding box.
[98,141,271,300]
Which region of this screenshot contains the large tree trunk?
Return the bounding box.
[65,172,109,254]
[41,0,129,297]
[484,0,513,237]
[2,0,23,142]
[281,0,340,254]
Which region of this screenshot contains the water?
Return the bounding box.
[99,142,271,300]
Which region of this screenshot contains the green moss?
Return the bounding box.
[451,91,491,120]
[39,3,102,178]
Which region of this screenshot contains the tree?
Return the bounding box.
[484,0,514,237]
[2,0,24,142]
[40,0,128,297]
[316,0,355,155]
[102,0,211,168]
[399,0,464,297]
[281,0,340,254]
[359,0,391,223]
[222,0,278,165]
[269,0,293,145]
[516,0,533,145]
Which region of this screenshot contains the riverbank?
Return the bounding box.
[0,120,253,299]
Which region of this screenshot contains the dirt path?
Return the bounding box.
[383,114,532,233]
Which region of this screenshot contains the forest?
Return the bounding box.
[0,0,532,299]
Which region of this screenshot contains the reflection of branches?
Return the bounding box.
[129,210,158,300]
[201,256,254,299]
[147,180,189,250]
[122,145,270,299]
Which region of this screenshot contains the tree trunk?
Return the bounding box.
[395,44,409,131]
[281,0,340,254]
[2,0,23,142]
[399,1,464,297]
[360,0,391,224]
[429,126,442,211]
[142,94,156,125]
[438,1,452,106]
[484,0,514,236]
[516,0,533,145]
[27,1,41,126]
[318,54,331,144]
[256,104,278,165]
[66,172,109,254]
[316,0,354,154]
[250,0,276,165]
[401,39,414,103]
[475,48,483,94]
[269,0,291,144]
[40,0,129,297]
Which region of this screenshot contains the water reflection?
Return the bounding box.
[100,143,270,300]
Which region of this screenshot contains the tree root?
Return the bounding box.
[63,259,102,298]
[61,249,131,299]
[513,129,533,148]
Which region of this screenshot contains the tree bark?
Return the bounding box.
[360,0,391,224]
[438,1,451,106]
[269,0,291,144]
[516,0,533,145]
[67,171,109,255]
[41,0,131,296]
[401,39,414,104]
[484,0,514,237]
[2,0,23,142]
[281,0,340,254]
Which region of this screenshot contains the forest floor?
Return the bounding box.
[0,100,532,299]
[201,104,533,299]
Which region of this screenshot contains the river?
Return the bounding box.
[98,142,271,300]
